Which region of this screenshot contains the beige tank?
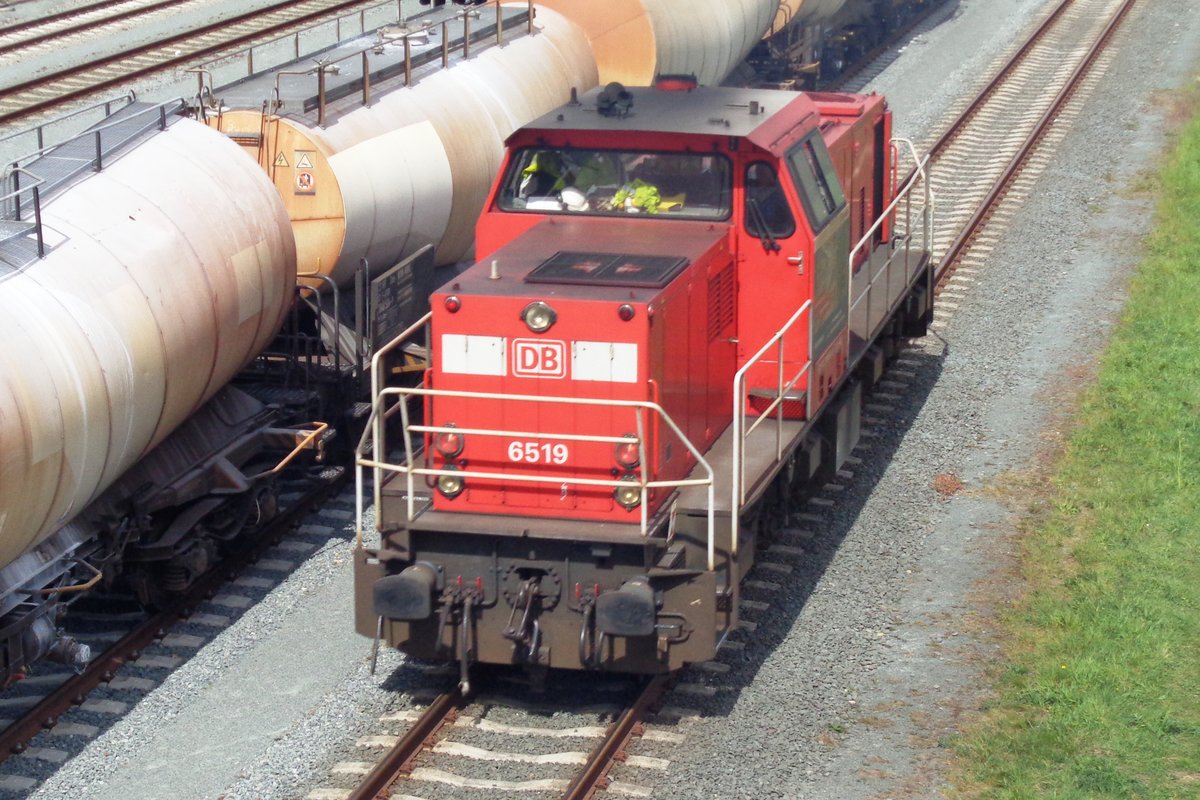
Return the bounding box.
[219,5,598,286]
[0,119,296,567]
[220,0,783,287]
[537,0,778,87]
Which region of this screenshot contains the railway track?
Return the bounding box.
[0,468,346,794]
[919,0,1137,285]
[302,672,673,800]
[0,0,397,127]
[0,0,191,59]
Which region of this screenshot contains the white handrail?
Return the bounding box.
[730,299,813,556]
[355,381,718,570]
[850,138,933,271]
[356,311,431,549]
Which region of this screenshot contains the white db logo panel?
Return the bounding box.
[513,339,566,378]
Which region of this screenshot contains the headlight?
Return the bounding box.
[437,466,464,499]
[614,475,641,510]
[521,301,557,333]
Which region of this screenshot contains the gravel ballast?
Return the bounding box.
[15,0,1200,798]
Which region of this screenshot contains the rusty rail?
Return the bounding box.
[346,687,466,800]
[561,673,670,800]
[0,0,380,126]
[0,0,191,59]
[0,468,346,762]
[936,0,1137,280]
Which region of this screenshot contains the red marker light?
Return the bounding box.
[435,427,464,458]
[618,303,635,321]
[444,295,461,313]
[614,438,640,468]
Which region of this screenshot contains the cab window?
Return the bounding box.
[743,161,795,240]
[786,134,845,233]
[497,147,731,221]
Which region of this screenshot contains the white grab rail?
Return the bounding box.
[849,138,934,286]
[730,300,813,555]
[355,378,718,570]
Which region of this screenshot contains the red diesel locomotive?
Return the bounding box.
[354,81,933,686]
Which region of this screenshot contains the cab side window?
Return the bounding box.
[744,162,796,240]
[787,134,845,233]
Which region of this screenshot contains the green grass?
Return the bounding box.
[951,96,1200,798]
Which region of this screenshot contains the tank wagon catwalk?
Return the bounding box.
[354,83,934,683]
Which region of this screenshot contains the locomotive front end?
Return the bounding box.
[358,212,738,676]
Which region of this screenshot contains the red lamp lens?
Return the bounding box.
[614,440,640,468]
[436,431,463,457]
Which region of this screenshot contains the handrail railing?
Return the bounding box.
[366,312,431,519]
[847,137,933,343]
[0,167,45,258]
[301,0,534,125]
[4,97,185,173]
[1,97,186,262]
[0,92,137,154]
[730,299,813,554]
[354,315,718,570]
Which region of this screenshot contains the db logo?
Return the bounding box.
[513,339,566,378]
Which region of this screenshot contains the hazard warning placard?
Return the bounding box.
[293,150,316,195]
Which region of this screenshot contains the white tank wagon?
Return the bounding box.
[216,4,597,286]
[0,115,297,672]
[536,0,777,87]
[212,0,780,286]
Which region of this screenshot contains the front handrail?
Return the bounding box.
[365,312,431,518]
[355,381,718,570]
[730,300,813,554]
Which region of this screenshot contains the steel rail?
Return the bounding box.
[0,468,346,762]
[345,687,466,800]
[0,0,191,59]
[0,0,380,126]
[561,673,670,800]
[936,0,1137,281]
[0,0,138,38]
[923,0,1074,165]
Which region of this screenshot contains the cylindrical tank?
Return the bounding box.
[220,5,598,286]
[0,119,296,568]
[537,0,779,88]
[767,0,854,37]
[220,0,784,287]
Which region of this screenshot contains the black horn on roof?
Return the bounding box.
[596,82,633,118]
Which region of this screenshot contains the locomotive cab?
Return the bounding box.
[356,85,934,681]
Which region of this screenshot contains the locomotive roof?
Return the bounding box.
[519,85,821,145]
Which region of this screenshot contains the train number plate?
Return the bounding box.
[507,441,568,464]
